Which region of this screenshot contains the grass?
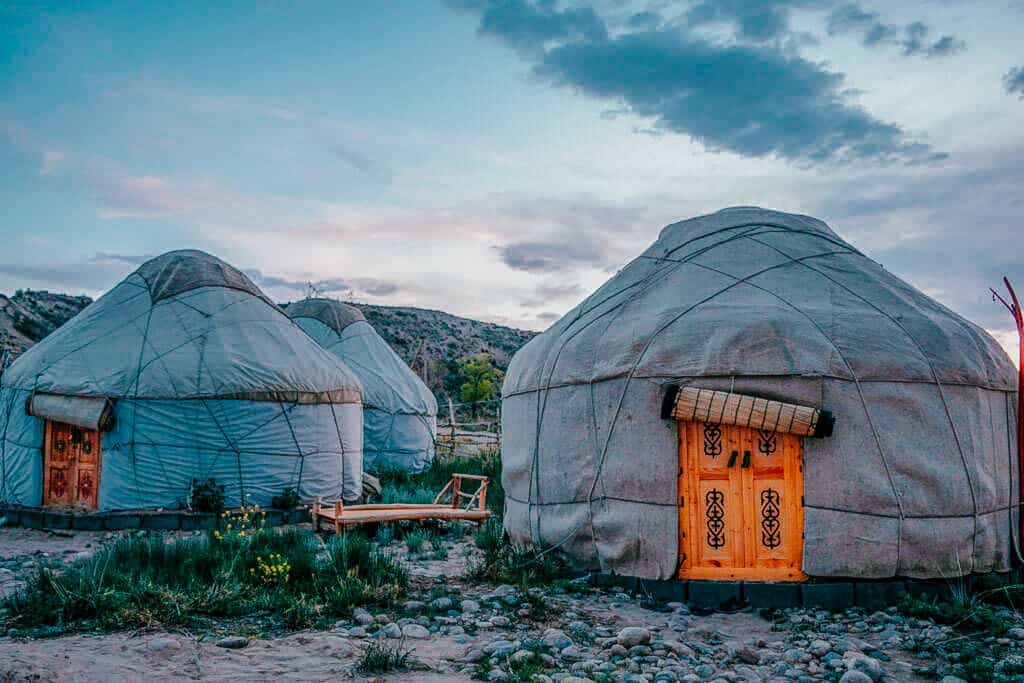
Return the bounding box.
[356,640,414,674]
[472,517,559,586]
[375,450,503,515]
[3,521,407,634]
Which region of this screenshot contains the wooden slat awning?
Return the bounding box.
[661,385,834,438]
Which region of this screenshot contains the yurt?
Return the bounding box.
[287,298,438,472]
[502,207,1018,582]
[0,250,365,512]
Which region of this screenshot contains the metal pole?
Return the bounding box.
[993,277,1024,558]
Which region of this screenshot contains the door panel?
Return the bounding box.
[679,422,805,581]
[42,420,100,510]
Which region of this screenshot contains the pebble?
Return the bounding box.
[402,624,430,639]
[215,636,249,649]
[838,672,873,683]
[352,608,374,626]
[616,627,651,648]
[381,623,402,639]
[146,637,181,653]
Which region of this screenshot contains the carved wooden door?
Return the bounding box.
[43,421,100,510]
[677,421,804,581]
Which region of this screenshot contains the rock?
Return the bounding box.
[215,636,249,649]
[560,644,584,661]
[616,627,652,648]
[694,664,715,678]
[403,600,427,612]
[461,599,481,614]
[381,623,402,639]
[348,626,367,638]
[734,646,761,664]
[352,608,375,626]
[486,670,508,682]
[940,677,968,683]
[809,639,832,657]
[484,639,518,658]
[147,637,181,653]
[1008,627,1024,640]
[845,653,884,681]
[543,628,574,650]
[402,624,430,639]
[838,672,873,683]
[431,597,453,611]
[560,678,596,683]
[463,648,486,663]
[490,616,511,627]
[509,649,534,665]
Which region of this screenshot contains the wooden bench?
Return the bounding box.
[311,473,491,533]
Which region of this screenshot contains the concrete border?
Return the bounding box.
[0,504,311,532]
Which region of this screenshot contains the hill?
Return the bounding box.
[0,291,536,399]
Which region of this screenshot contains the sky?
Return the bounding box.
[0,0,1021,360]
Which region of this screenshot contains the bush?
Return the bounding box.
[271,486,301,510]
[472,518,558,586]
[190,478,226,513]
[357,640,414,674]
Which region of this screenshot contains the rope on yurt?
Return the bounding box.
[327,401,348,502]
[201,398,247,504]
[523,224,864,569]
[127,304,157,508]
[525,223,791,559]
[1007,392,1024,563]
[748,235,980,571]
[280,402,306,496]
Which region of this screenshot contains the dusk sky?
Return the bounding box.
[1,1,1021,358]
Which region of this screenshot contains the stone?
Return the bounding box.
[560,645,584,661]
[463,648,486,663]
[431,597,453,611]
[838,672,873,683]
[1007,627,1024,640]
[215,636,249,649]
[543,628,574,650]
[484,639,518,658]
[510,649,535,665]
[352,608,375,626]
[616,627,652,648]
[809,639,832,657]
[147,637,181,653]
[940,677,968,683]
[461,599,481,614]
[348,626,367,637]
[735,646,761,664]
[381,623,402,639]
[403,600,427,612]
[402,624,430,639]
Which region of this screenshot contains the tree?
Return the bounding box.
[457,353,503,418]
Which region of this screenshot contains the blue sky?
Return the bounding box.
[1,1,1022,356]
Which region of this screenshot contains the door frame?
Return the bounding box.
[677,421,806,582]
[42,419,102,510]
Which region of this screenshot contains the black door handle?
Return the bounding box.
[727,450,738,468]
[741,450,751,468]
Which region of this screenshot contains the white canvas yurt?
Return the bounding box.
[502,207,1018,582]
[287,299,438,472]
[0,250,365,512]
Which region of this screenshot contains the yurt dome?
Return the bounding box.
[502,207,1018,581]
[287,298,437,472]
[0,250,365,512]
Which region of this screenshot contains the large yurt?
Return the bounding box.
[502,207,1018,582]
[0,250,365,512]
[287,298,438,472]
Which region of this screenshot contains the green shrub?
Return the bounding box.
[405,529,428,555]
[189,478,226,513]
[357,640,414,674]
[271,486,301,510]
[472,518,558,586]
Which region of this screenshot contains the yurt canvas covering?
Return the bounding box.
[502,207,1018,581]
[0,250,365,511]
[288,299,437,472]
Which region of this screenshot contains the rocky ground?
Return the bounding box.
[1,526,1023,682]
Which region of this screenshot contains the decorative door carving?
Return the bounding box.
[677,422,804,581]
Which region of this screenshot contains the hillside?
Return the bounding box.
[0,290,93,359]
[0,291,536,398]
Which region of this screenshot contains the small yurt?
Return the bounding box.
[0,250,365,512]
[502,207,1018,582]
[287,298,438,472]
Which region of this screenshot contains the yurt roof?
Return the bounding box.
[2,250,363,404]
[504,207,1015,397]
[286,298,366,334]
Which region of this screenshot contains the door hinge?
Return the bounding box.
[801,495,805,507]
[680,496,685,507]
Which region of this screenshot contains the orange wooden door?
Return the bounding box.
[678,422,805,581]
[43,421,100,510]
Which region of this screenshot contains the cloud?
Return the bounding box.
[447,0,607,55]
[535,29,944,164]
[496,240,609,273]
[244,269,401,299]
[449,1,944,165]
[86,172,240,219]
[519,282,585,307]
[685,0,820,43]
[89,252,153,266]
[1005,66,1024,98]
[826,4,964,58]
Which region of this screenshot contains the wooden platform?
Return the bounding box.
[312,473,491,532]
